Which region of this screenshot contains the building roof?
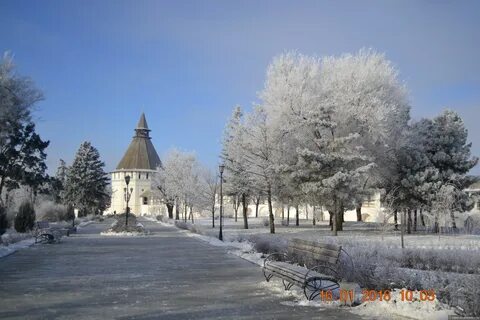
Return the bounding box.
[116,113,162,170]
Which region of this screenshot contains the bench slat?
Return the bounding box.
[288,247,339,265]
[290,238,341,252]
[289,244,341,259]
[265,261,337,282]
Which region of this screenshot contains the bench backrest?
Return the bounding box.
[36,221,50,229]
[288,238,342,265]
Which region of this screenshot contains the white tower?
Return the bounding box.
[109,113,162,216]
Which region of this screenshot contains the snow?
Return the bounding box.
[0,238,35,258]
[152,216,460,319]
[78,220,94,228]
[100,231,147,237]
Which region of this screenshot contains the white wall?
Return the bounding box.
[107,169,156,216]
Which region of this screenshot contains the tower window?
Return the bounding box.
[146,173,149,179]
[139,173,141,179]
[143,197,148,205]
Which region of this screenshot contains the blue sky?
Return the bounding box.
[0,0,479,174]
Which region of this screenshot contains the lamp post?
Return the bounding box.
[124,175,132,227]
[218,164,225,241]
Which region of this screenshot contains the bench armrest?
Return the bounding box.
[263,253,289,268]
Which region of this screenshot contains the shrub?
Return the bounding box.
[108,213,144,233]
[0,205,9,235]
[36,200,67,222]
[281,220,289,226]
[464,215,480,234]
[250,234,288,254]
[174,220,189,230]
[14,201,36,233]
[156,215,166,222]
[262,217,270,227]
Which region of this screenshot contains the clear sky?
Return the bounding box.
[1,0,479,174]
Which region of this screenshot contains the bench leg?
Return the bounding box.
[263,269,273,282]
[282,280,294,291]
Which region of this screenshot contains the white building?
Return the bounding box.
[107,113,162,216]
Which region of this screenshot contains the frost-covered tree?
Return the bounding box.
[222,106,252,229]
[320,50,410,221]
[0,54,49,202]
[153,149,200,222]
[389,110,477,233]
[419,110,478,230]
[242,105,283,233]
[64,142,109,216]
[261,51,393,234]
[195,166,218,228]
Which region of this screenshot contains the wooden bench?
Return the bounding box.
[34,221,71,244]
[263,238,353,300]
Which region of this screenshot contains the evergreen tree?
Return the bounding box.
[48,159,69,204]
[14,201,35,232]
[65,142,109,216]
[0,122,50,200]
[424,110,478,229]
[0,55,49,201]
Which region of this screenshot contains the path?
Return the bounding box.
[0,219,364,319]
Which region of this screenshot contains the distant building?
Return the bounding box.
[466,181,480,212]
[107,113,162,216]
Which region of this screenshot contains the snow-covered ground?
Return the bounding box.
[0,229,35,258]
[150,216,469,319]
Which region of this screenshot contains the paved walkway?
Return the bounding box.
[0,219,364,319]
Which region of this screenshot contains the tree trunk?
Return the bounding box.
[312,206,316,226]
[190,206,194,224]
[267,187,275,234]
[450,210,457,230]
[413,209,417,232]
[332,198,338,236]
[420,208,425,227]
[295,205,299,226]
[255,198,260,218]
[329,211,333,229]
[287,206,290,225]
[281,205,284,221]
[211,205,215,228]
[433,215,439,233]
[394,209,398,230]
[401,210,405,249]
[233,196,238,222]
[407,209,412,234]
[242,193,248,229]
[305,205,308,220]
[184,203,187,223]
[356,204,362,222]
[175,201,180,220]
[166,203,174,219]
[336,206,343,231]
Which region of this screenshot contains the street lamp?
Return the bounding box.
[124,175,133,227]
[219,164,225,241]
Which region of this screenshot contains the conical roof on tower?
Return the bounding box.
[116,113,162,170]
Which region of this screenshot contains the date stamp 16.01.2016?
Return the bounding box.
[319,289,436,303]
